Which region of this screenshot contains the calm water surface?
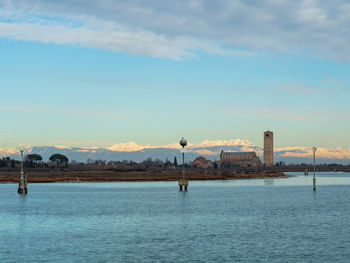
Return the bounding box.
[1,172,350,262]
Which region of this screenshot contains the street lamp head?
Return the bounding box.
[179,137,187,148]
[312,147,317,153]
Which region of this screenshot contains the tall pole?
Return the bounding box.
[21,150,24,174]
[312,147,317,192]
[182,152,185,180]
[179,137,188,191]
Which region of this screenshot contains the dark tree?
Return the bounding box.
[27,154,43,162]
[174,156,178,167]
[129,161,137,166]
[0,157,11,167]
[0,159,7,167]
[49,154,69,163]
[27,160,34,168]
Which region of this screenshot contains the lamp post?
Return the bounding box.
[312,147,317,192]
[178,137,189,191]
[20,149,24,172]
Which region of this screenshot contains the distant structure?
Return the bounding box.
[264,130,274,166]
[220,151,260,167]
[191,156,213,169]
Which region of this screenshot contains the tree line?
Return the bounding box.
[0,153,69,168]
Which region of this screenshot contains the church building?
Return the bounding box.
[219,150,260,167]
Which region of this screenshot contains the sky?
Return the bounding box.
[1,0,350,150]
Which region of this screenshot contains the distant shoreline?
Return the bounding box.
[0,170,288,183]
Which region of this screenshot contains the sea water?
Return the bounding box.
[1,172,350,262]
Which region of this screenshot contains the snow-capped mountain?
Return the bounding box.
[1,140,350,164]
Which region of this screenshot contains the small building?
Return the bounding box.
[191,156,213,168]
[220,150,260,167]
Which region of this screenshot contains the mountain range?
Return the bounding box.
[1,139,350,165]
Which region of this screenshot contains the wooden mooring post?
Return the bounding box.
[18,150,28,194]
[178,178,189,191]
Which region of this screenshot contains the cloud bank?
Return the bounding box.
[2,0,350,61]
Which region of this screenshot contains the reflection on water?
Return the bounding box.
[184,171,350,187]
[30,171,350,189]
[1,172,350,263]
[264,179,274,185]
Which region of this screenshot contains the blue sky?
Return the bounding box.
[1,0,350,149]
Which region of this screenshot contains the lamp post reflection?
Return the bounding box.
[312,147,317,191]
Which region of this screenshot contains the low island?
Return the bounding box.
[0,169,287,183]
[0,153,292,183]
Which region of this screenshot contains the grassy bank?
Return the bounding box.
[0,170,287,183]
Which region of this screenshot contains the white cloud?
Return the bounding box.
[0,2,247,59]
[0,21,193,59]
[2,0,350,61]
